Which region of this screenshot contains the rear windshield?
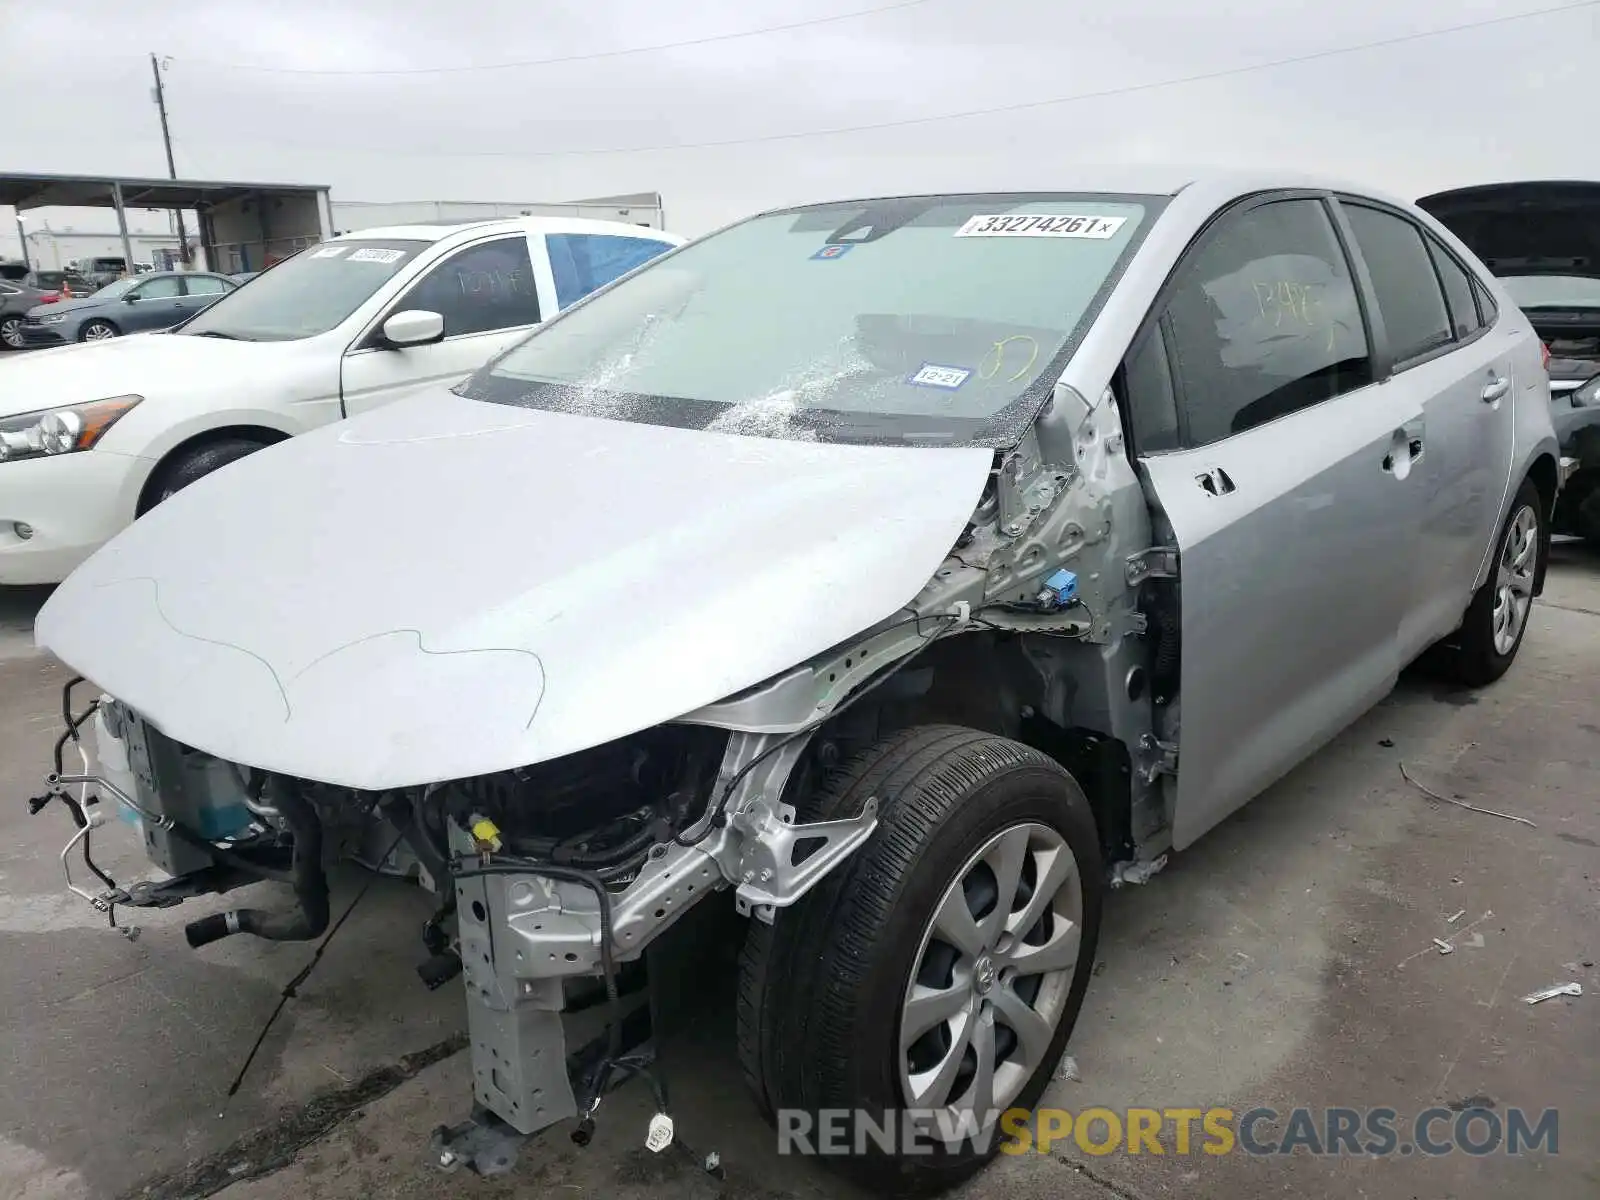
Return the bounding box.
[180,239,429,341]
[465,193,1158,445]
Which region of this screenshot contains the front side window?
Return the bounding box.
[180,239,428,342]
[392,236,540,337]
[134,277,183,300]
[1162,198,1372,448]
[465,193,1158,445]
[93,278,140,301]
[1341,203,1452,364]
[1121,323,1182,453]
[546,234,677,309]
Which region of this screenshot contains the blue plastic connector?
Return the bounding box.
[1039,568,1078,608]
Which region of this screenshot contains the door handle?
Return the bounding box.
[1481,376,1510,403]
[1402,417,1424,460]
[1195,467,1236,496]
[1384,420,1424,474]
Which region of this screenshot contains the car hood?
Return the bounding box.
[1416,181,1600,278]
[36,391,993,790]
[0,332,283,417]
[29,294,111,317]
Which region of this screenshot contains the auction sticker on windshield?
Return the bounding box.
[311,247,347,258]
[955,214,1127,239]
[347,248,407,264]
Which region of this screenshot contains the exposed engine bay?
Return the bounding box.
[27,385,1175,1177]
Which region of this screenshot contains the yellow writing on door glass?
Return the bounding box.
[1251,279,1336,352]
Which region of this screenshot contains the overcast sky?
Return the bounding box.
[2,0,1596,246]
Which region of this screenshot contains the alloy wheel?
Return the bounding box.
[1492,504,1538,656]
[898,822,1082,1137]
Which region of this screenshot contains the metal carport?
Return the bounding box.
[1,172,334,275]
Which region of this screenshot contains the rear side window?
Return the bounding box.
[1425,238,1482,340]
[185,275,230,296]
[1341,204,1452,364]
[1160,198,1372,448]
[1473,277,1499,325]
[546,234,676,309]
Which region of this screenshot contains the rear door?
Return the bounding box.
[340,234,543,417]
[179,273,234,317]
[122,276,186,331]
[1335,199,1517,660]
[1125,193,1424,849]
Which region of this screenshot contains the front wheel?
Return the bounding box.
[0,314,24,350]
[738,725,1104,1195]
[79,320,119,341]
[1453,477,1544,686]
[139,437,273,514]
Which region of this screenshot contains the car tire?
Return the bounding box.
[79,320,119,341]
[1453,477,1544,687]
[0,315,23,351]
[738,725,1103,1195]
[140,437,273,513]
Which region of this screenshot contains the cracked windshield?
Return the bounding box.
[473,195,1149,442]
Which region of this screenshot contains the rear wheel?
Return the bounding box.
[738,725,1104,1195]
[1453,477,1543,686]
[0,314,23,350]
[79,319,119,341]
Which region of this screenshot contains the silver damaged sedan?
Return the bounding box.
[30,169,1562,1194]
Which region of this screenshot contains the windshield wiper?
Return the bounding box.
[187,330,252,341]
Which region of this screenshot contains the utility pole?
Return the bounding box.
[150,53,191,267]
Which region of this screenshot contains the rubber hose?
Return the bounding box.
[186,784,328,947]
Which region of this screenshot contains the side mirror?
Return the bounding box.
[382,309,445,347]
[122,293,140,303]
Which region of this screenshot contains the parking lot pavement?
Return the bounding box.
[2,544,1597,1200]
[0,585,49,662]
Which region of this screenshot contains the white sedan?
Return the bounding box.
[0,216,683,585]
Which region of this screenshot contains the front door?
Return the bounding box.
[1335,199,1519,659]
[121,276,187,331]
[1126,195,1425,849]
[340,235,543,418]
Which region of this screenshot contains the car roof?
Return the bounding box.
[759,167,1420,218]
[326,215,686,245]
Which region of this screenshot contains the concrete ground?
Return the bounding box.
[2,546,1596,1200]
